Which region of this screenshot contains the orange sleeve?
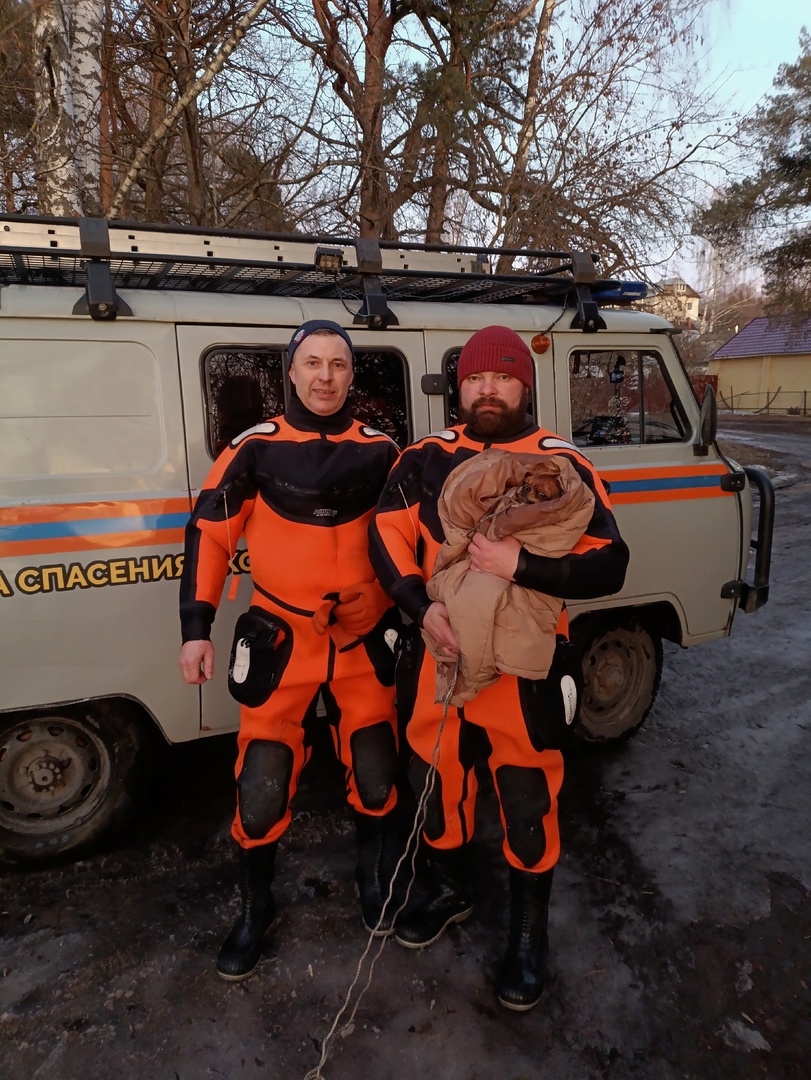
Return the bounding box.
[179,441,258,641]
[369,446,432,625]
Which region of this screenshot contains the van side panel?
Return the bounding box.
[0,320,198,740]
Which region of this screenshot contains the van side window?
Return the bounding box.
[443,349,534,426]
[204,345,410,457]
[570,350,687,448]
[204,348,285,456]
[349,349,410,447]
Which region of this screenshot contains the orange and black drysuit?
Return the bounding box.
[180,396,400,849]
[369,420,629,873]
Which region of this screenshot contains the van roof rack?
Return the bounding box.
[0,214,647,329]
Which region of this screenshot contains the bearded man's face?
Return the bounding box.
[459,372,529,437]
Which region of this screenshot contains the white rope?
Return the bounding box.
[302,656,460,1080]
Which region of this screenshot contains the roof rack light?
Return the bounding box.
[314,246,344,273]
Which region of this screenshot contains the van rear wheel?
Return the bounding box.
[569,616,662,746]
[0,702,149,865]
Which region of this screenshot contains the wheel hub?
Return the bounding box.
[593,648,626,699]
[25,752,69,794]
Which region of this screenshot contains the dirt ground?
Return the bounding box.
[1,417,809,1080]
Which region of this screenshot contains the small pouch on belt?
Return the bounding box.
[227,606,290,708]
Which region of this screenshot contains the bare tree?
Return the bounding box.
[5,0,742,285]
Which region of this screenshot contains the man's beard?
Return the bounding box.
[460,392,529,437]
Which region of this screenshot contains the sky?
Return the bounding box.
[669,1,807,287]
[703,0,807,115]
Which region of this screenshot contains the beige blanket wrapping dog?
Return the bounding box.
[423,448,595,705]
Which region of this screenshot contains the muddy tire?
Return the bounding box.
[569,615,662,746]
[0,701,151,865]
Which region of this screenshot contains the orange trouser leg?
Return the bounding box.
[231,603,398,847]
[406,650,563,872]
[231,608,326,848]
[330,641,398,817]
[405,654,479,851]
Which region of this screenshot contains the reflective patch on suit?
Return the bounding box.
[560,674,578,727]
[362,605,403,686]
[231,421,279,446]
[538,435,578,453]
[237,740,294,839]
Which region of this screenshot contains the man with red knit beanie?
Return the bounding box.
[370,325,629,1011]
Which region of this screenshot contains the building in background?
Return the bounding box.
[707,316,811,414]
[645,277,702,331]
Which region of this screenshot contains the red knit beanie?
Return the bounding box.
[456,326,533,389]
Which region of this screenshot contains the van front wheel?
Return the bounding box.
[569,616,662,746]
[0,702,150,865]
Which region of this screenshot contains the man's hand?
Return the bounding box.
[333,581,390,637]
[422,602,460,658]
[312,599,335,636]
[179,640,215,684]
[468,533,520,581]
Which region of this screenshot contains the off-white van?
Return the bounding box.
[0,216,773,863]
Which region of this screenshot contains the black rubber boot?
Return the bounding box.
[216,842,278,981]
[497,867,553,1011]
[394,846,473,949]
[354,811,396,935]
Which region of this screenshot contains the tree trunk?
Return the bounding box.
[33,0,81,215]
[357,0,395,238]
[71,0,103,215]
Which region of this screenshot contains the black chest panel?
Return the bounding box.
[254,436,394,526]
[416,443,481,542]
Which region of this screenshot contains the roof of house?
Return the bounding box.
[709,315,811,360]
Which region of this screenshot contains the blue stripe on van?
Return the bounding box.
[608,475,720,494]
[0,512,190,542]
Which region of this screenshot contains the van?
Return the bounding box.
[0,216,773,863]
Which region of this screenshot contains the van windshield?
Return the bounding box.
[569,350,687,448]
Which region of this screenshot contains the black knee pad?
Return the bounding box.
[494,764,552,869]
[407,754,446,842]
[237,740,294,840]
[350,722,397,811]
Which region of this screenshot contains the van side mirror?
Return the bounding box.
[694,383,717,456]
